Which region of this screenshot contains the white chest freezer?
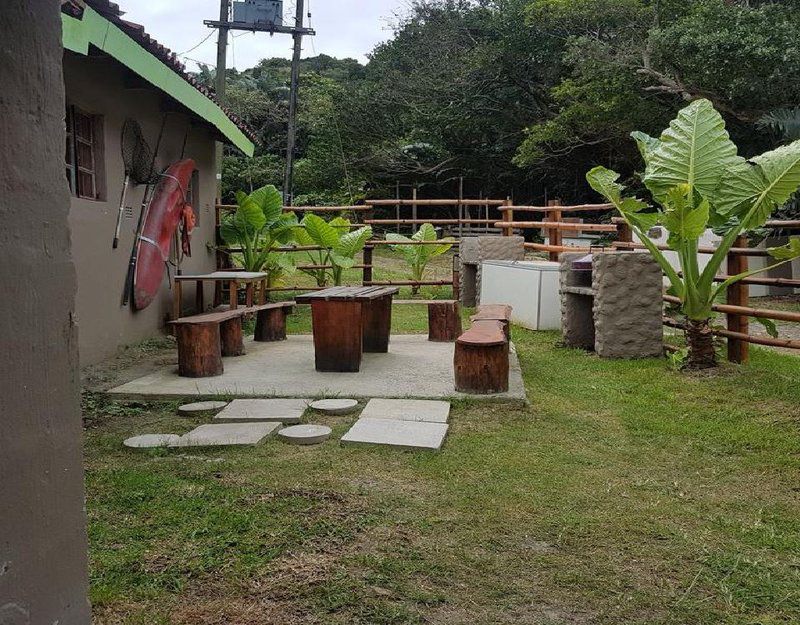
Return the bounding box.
[479,260,561,330]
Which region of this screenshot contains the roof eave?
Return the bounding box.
[62,7,255,157]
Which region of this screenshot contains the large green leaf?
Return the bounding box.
[413,223,438,242]
[334,226,373,260]
[661,184,710,245]
[234,196,267,233]
[248,184,283,224]
[717,140,800,229]
[219,215,243,247]
[302,214,341,249]
[586,166,656,230]
[643,99,739,203]
[631,130,660,163]
[769,238,800,261]
[386,232,418,264]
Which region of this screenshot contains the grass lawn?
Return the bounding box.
[84,301,800,624]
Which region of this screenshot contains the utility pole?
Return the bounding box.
[282,0,305,206]
[214,0,230,202]
[205,1,315,206]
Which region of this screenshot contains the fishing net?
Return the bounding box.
[121,119,158,185]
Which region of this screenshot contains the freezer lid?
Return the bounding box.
[481,260,561,272]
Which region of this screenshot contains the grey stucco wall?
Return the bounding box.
[63,53,219,365]
[1,2,91,622]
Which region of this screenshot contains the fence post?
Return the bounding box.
[547,199,562,262]
[726,235,750,364]
[501,197,513,237]
[617,220,633,244]
[452,253,461,302]
[363,245,373,286]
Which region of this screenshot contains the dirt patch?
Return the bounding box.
[82,336,177,391]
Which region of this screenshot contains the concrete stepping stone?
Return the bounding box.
[360,399,450,423]
[309,399,359,415]
[278,424,332,445]
[213,399,308,424]
[340,418,448,451]
[123,434,182,449]
[178,422,279,447]
[178,400,228,415]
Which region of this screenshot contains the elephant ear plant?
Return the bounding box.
[587,99,800,369]
[386,223,455,294]
[294,214,373,286]
[219,184,298,287]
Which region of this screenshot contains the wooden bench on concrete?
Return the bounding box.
[470,303,513,340]
[454,319,510,394]
[169,302,295,378]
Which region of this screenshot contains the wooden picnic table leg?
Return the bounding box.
[259,278,267,304]
[172,279,182,322]
[245,282,254,307]
[195,280,204,314]
[229,280,238,310]
[361,295,392,353]
[310,300,363,372]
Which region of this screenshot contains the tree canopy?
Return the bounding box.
[210,0,800,206]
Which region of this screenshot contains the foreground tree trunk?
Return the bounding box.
[685,318,717,369]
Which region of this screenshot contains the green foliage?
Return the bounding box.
[293,214,372,286]
[587,99,800,341]
[386,223,455,293]
[219,184,297,285]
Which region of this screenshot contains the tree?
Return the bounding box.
[587,99,800,369]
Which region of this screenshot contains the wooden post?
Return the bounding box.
[501,197,513,237]
[362,245,373,286]
[412,186,418,234]
[617,220,633,244]
[228,280,238,310]
[727,236,750,364]
[176,323,224,377]
[458,176,464,238]
[452,254,461,302]
[195,280,204,314]
[547,199,563,262]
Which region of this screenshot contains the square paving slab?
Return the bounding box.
[177,422,280,447]
[213,398,309,424]
[108,335,527,403]
[360,399,450,423]
[341,418,449,451]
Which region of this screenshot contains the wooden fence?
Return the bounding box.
[215,200,800,362]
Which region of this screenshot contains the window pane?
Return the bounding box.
[77,171,95,199]
[76,140,94,170]
[74,112,93,141]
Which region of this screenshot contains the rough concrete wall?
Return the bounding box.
[593,252,663,358]
[63,53,219,365]
[459,235,524,306]
[559,253,595,350]
[0,2,91,623]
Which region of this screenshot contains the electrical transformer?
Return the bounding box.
[232,0,283,26]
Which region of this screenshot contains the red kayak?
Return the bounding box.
[133,159,195,311]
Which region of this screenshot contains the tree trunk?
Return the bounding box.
[685,318,717,369]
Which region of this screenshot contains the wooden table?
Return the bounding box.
[173,271,268,320]
[295,286,400,372]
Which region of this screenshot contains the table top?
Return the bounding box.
[174,271,268,282]
[295,286,400,302]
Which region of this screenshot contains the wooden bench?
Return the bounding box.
[470,304,513,340]
[169,302,294,378]
[454,319,510,394]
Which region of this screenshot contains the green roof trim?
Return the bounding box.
[62,7,255,156]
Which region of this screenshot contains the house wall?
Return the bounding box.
[63,53,219,365]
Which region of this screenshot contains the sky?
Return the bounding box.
[121,1,406,71]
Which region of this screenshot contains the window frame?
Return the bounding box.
[65,104,105,200]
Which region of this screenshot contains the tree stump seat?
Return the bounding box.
[454,319,510,394]
[169,302,295,377]
[427,300,463,342]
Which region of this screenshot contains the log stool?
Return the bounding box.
[254,303,295,342]
[173,321,224,378]
[428,300,462,341]
[454,320,509,394]
[220,317,245,357]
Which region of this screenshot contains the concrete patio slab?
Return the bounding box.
[341,418,449,451]
[360,398,450,423]
[177,422,279,447]
[213,398,309,424]
[108,335,527,403]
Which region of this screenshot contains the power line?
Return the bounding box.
[176,30,215,56]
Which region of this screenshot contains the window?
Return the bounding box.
[65,105,104,200]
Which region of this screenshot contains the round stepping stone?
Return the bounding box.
[123,434,182,449]
[278,424,332,446]
[178,401,228,415]
[309,399,359,415]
